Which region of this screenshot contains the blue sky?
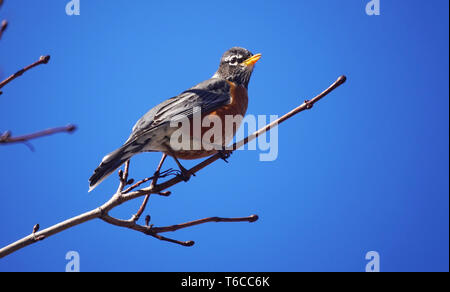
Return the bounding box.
[0,0,448,272]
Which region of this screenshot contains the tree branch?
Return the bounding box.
[0,20,7,40]
[0,75,347,259]
[0,55,51,95]
[102,214,258,247]
[0,125,77,150]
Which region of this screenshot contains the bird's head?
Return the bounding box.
[213,47,261,88]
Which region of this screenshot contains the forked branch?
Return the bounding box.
[0,20,7,40]
[0,75,346,258]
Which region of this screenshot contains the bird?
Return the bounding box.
[89,47,261,192]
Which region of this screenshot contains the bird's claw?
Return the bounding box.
[218,149,232,163]
[177,166,192,182]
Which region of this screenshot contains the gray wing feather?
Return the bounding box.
[125,78,231,144]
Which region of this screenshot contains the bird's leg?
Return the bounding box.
[151,153,168,185]
[172,155,192,182]
[163,144,192,182]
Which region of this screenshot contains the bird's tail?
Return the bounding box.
[88,144,134,192]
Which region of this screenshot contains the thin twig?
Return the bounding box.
[130,153,168,222]
[102,214,257,247]
[0,125,77,150]
[0,55,51,95]
[123,168,178,194]
[0,75,347,258]
[0,20,7,40]
[117,160,130,193]
[151,215,259,234]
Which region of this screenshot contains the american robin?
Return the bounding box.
[89,47,261,191]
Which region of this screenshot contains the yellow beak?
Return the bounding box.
[241,53,262,66]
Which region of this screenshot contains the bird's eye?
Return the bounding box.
[229,56,238,65]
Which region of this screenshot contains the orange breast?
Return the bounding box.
[210,81,248,120]
[169,81,248,160]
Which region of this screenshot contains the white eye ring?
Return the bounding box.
[225,54,243,66]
